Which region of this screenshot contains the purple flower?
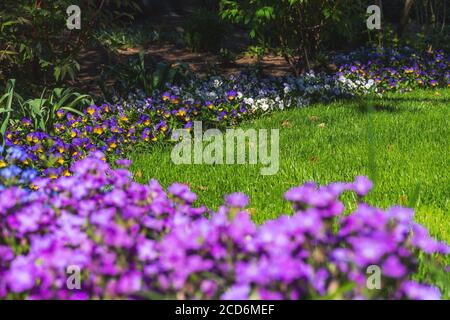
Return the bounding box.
[227,90,237,101]
[0,155,446,300]
[116,159,132,168]
[352,176,373,197]
[349,237,390,265]
[221,284,251,300]
[402,281,441,300]
[382,256,407,278]
[7,256,35,293]
[168,183,197,203]
[117,271,142,294]
[224,193,249,208]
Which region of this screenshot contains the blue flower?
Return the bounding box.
[1,165,22,180]
[19,168,38,183]
[7,146,27,162]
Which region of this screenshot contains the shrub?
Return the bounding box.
[183,9,226,53]
[106,50,192,96]
[220,0,343,75]
[0,1,141,90]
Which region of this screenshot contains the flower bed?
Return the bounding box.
[4,48,449,180]
[335,47,449,93]
[0,154,448,299]
[5,72,352,177]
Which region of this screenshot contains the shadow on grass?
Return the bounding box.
[381,97,450,104]
[357,103,400,113]
[355,94,449,114]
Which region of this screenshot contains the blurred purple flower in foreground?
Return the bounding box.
[0,154,448,300]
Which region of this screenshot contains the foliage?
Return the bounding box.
[1,78,91,152]
[17,87,91,133]
[321,0,370,50]
[0,0,141,90]
[106,51,192,96]
[183,9,226,53]
[244,45,266,60]
[0,80,17,146]
[94,24,160,51]
[220,0,343,75]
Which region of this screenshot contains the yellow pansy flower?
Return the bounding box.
[87,106,96,115]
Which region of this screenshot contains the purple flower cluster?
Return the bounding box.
[0,153,207,299]
[0,155,448,300]
[336,47,449,93]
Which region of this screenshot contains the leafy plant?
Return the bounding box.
[95,25,160,51]
[183,9,226,53]
[19,87,91,133]
[0,1,141,89]
[218,48,236,66]
[0,80,18,146]
[221,0,344,75]
[244,45,266,60]
[108,50,192,96]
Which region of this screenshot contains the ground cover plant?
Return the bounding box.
[335,47,450,93]
[0,153,448,299]
[3,47,448,178]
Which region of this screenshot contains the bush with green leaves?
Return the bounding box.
[0,79,91,140]
[0,0,141,90]
[183,9,226,53]
[16,87,91,133]
[220,0,343,75]
[106,50,192,96]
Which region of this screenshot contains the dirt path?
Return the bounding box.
[73,10,292,97]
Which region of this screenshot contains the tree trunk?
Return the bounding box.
[399,0,414,37]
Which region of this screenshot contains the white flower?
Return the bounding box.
[244,97,254,105]
[366,79,375,89]
[213,79,222,88]
[208,91,217,99]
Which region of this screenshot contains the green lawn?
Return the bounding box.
[129,89,450,296]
